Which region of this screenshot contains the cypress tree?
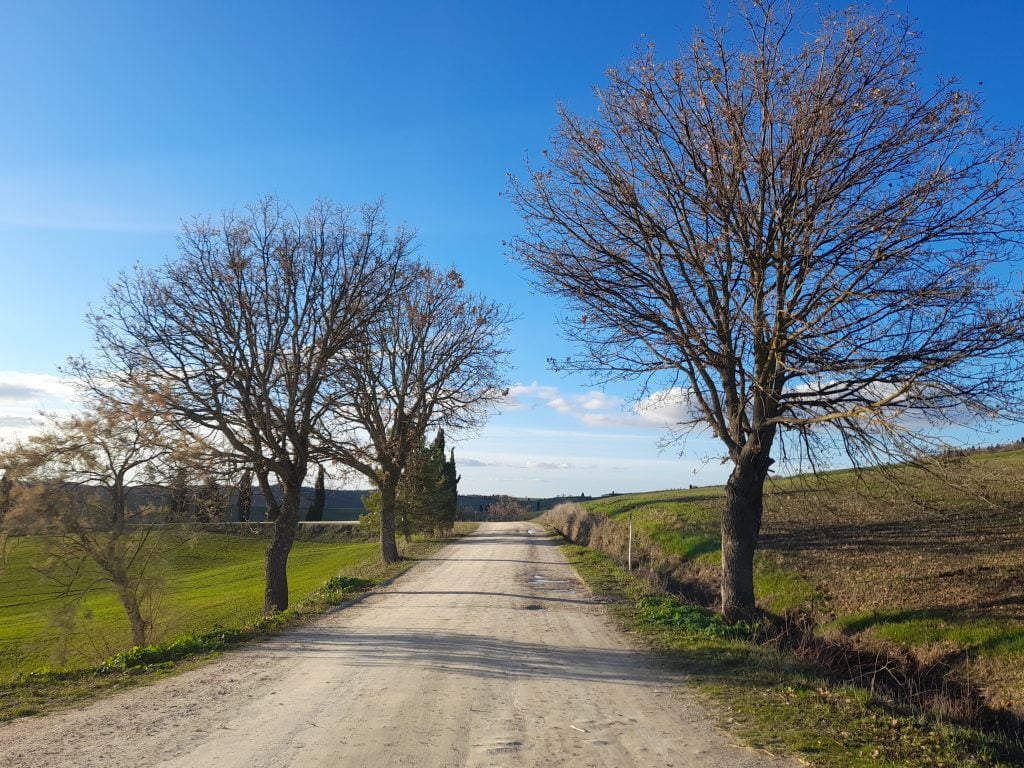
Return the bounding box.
[442,447,459,532]
[307,466,326,521]
[237,469,253,522]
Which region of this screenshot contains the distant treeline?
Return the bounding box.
[937,439,1024,459]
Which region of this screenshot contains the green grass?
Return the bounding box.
[582,490,821,614]
[0,533,378,677]
[830,610,1024,656]
[563,543,1022,768]
[754,555,820,614]
[586,488,723,523]
[0,528,473,720]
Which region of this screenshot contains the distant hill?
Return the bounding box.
[25,483,594,523]
[248,487,370,521]
[245,489,594,521]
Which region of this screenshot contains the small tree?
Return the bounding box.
[163,465,194,522]
[194,475,229,523]
[329,262,511,562]
[511,1,1024,618]
[0,401,178,646]
[364,434,452,540]
[397,432,453,538]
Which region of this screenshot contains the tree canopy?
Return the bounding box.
[510,0,1024,617]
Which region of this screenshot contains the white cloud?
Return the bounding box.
[635,387,699,428]
[525,460,573,470]
[0,416,37,428]
[577,391,620,411]
[0,371,79,444]
[504,381,698,432]
[451,447,727,496]
[0,384,47,401]
[0,372,77,402]
[457,455,580,472]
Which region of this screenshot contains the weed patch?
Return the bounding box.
[635,597,748,640]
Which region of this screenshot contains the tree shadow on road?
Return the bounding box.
[259,627,667,686]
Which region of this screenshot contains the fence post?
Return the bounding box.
[627,511,633,572]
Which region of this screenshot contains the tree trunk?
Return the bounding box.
[720,452,771,621]
[264,482,300,614]
[115,580,148,647]
[379,479,400,563]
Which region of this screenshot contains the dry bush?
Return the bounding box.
[541,502,604,544]
[488,495,530,521]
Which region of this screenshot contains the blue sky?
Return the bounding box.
[2,1,1023,495]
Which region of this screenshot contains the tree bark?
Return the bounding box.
[379,478,400,563]
[114,579,148,647]
[720,451,771,621]
[264,482,300,614]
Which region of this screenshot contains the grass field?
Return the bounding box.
[576,447,1024,717]
[0,532,379,678]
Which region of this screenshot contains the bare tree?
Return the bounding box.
[488,495,528,522]
[79,197,406,613]
[0,401,179,646]
[328,263,511,562]
[510,1,1024,618]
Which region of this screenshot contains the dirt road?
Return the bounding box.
[1,523,792,767]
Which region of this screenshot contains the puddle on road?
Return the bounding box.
[527,573,576,595]
[529,574,571,584]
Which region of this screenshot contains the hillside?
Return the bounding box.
[579,448,1024,716]
[245,489,576,521]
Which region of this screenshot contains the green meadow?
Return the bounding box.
[0,533,378,678]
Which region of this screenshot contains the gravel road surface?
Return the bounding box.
[1,522,793,767]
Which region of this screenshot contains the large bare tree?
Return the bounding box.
[80,197,406,613]
[510,1,1024,618]
[328,263,511,562]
